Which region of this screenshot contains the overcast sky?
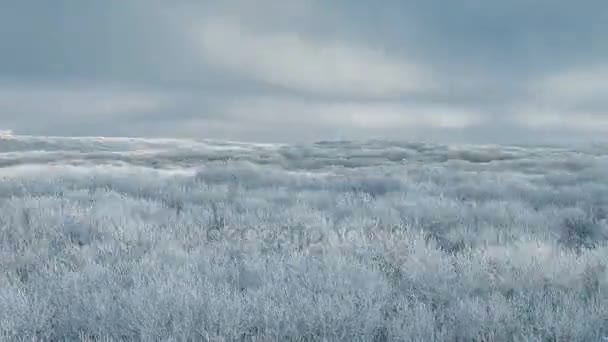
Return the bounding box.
[1,0,607,144]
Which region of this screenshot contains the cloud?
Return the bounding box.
[530,65,608,105]
[1,0,608,143]
[0,82,172,134]
[511,64,608,133]
[223,97,483,130]
[193,17,436,98]
[512,110,608,133]
[0,86,165,117]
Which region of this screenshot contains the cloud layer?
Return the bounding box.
[0,0,607,143]
[196,17,436,97]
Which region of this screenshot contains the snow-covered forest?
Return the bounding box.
[1,135,607,341]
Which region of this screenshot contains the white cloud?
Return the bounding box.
[0,82,176,136]
[531,65,608,105]
[0,129,13,139]
[511,64,608,133]
[512,109,608,132]
[528,65,608,107]
[0,84,169,119]
[223,96,484,130]
[192,17,436,98]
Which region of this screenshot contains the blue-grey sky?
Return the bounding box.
[1,0,607,144]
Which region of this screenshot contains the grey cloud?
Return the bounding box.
[0,0,607,144]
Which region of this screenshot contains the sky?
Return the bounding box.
[1,0,607,144]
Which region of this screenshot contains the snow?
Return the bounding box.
[0,135,607,341]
